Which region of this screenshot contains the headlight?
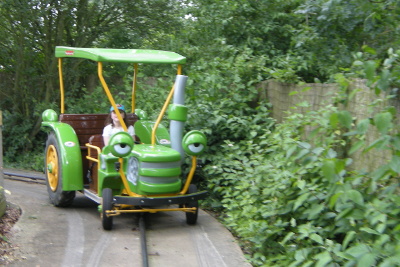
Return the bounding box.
[108,132,134,157]
[127,157,139,185]
[182,130,207,156]
[42,109,58,122]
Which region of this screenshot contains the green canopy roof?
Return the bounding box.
[55,46,186,64]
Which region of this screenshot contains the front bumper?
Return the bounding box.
[113,190,208,206]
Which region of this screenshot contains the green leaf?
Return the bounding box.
[353,60,364,66]
[336,207,354,220]
[377,69,390,91]
[376,223,386,233]
[391,136,400,150]
[286,144,298,158]
[357,253,376,267]
[281,232,295,245]
[364,60,377,81]
[297,101,310,107]
[371,165,390,181]
[342,231,356,250]
[374,112,393,135]
[301,86,312,92]
[293,193,310,211]
[345,244,370,258]
[314,251,332,267]
[329,192,343,209]
[356,118,370,134]
[327,149,337,159]
[346,189,364,206]
[380,255,400,267]
[297,180,306,190]
[360,227,379,235]
[329,113,339,128]
[349,140,365,155]
[371,213,387,225]
[362,45,376,55]
[322,159,337,182]
[366,136,390,151]
[295,248,311,261]
[298,142,311,149]
[394,224,400,232]
[294,149,310,160]
[310,233,324,245]
[343,130,359,136]
[338,110,352,129]
[389,155,400,173]
[305,203,325,220]
[312,147,325,156]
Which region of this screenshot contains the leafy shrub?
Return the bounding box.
[201,48,400,266]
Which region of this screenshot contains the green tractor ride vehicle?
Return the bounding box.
[41,47,207,230]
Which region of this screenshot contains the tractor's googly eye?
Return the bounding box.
[108,132,134,157]
[188,143,204,154]
[182,131,207,156]
[113,144,131,155]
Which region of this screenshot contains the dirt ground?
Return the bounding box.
[0,203,22,265]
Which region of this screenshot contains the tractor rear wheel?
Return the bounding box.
[45,132,75,207]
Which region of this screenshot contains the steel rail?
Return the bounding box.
[139,213,149,267]
[3,171,45,181]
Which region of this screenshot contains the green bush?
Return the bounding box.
[203,103,400,266]
[201,48,400,266]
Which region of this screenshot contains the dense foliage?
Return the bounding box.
[1,0,400,266]
[0,0,182,165]
[201,48,400,266]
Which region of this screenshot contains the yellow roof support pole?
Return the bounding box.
[177,64,182,75]
[98,62,127,131]
[152,85,174,146]
[58,58,65,114]
[150,64,183,146]
[131,63,138,113]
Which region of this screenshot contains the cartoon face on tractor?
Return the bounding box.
[41,47,207,230]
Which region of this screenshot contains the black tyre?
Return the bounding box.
[185,184,199,225]
[102,188,114,230]
[45,133,75,207]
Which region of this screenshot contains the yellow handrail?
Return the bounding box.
[85,143,101,163]
[98,62,127,131]
[58,58,65,114]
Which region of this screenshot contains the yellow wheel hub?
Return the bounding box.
[46,145,59,191]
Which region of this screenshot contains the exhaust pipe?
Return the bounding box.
[169,75,188,160]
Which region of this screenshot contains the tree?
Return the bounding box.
[0,0,183,160]
[176,0,400,82]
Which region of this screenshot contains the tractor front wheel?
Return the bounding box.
[185,184,199,225]
[101,188,114,230]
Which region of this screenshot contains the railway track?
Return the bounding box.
[139,213,149,267]
[3,169,45,184]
